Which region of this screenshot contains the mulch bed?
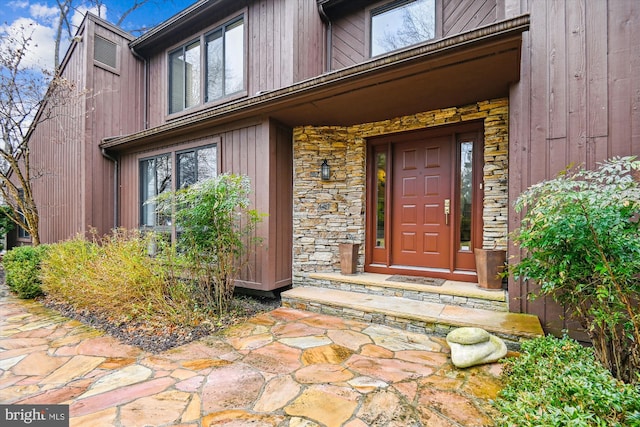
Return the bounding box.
[41,295,280,353]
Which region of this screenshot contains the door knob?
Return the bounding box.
[444,199,450,225]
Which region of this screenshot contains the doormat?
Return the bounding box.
[386,275,446,286]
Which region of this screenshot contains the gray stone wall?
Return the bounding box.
[292,98,509,284]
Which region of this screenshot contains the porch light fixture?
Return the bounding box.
[321,159,330,181]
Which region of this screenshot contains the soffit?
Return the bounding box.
[103,15,529,150]
[130,0,240,55]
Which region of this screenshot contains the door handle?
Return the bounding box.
[444,199,450,225]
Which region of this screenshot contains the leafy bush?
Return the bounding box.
[40,229,202,326]
[155,174,263,315]
[511,156,640,383]
[3,245,49,298]
[494,335,640,427]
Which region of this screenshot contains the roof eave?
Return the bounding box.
[103,14,530,150]
[130,0,233,53]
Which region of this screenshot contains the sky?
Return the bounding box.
[1,0,195,70]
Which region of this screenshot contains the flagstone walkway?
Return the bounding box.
[0,284,507,426]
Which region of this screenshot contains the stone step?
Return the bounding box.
[307,272,509,312]
[281,286,544,350]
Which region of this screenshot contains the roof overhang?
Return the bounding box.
[130,0,238,55]
[103,14,529,151]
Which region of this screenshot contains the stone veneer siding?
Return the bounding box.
[293,98,509,284]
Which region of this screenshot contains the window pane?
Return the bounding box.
[206,30,223,101]
[371,0,435,56]
[141,155,172,227]
[169,50,185,113]
[207,19,244,102]
[376,152,387,248]
[177,151,196,188]
[184,41,200,108]
[459,141,473,251]
[177,146,217,189]
[197,146,217,181]
[225,19,244,95]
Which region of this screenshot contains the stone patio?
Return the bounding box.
[1,285,508,426]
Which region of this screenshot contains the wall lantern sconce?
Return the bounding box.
[321,159,330,181]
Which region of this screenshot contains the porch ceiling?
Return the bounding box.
[269,34,522,127]
[102,15,528,150]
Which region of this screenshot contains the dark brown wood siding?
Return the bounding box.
[29,31,86,243]
[331,9,366,69]
[117,118,292,291]
[273,122,293,288]
[28,16,142,244]
[330,0,499,70]
[87,22,145,235]
[507,0,640,338]
[443,0,498,36]
[146,0,324,128]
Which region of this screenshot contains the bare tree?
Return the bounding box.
[0,24,79,245]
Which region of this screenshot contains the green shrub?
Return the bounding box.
[40,230,202,326]
[3,245,49,298]
[511,156,640,383]
[494,335,640,427]
[154,174,263,315]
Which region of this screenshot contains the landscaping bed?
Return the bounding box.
[41,292,280,353]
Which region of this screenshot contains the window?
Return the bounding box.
[177,145,217,188]
[375,151,387,248]
[140,155,172,228]
[94,36,118,70]
[169,41,201,114]
[206,18,244,102]
[459,141,473,251]
[140,144,218,231]
[169,16,245,114]
[370,0,436,57]
[17,214,29,239]
[16,189,30,239]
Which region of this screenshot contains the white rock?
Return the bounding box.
[446,328,507,369]
[446,327,490,345]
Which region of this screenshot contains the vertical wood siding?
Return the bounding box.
[146,0,323,128]
[30,31,86,244]
[28,16,142,244]
[274,122,293,287]
[221,123,268,289]
[508,0,640,338]
[146,54,166,129]
[117,119,292,291]
[88,23,144,236]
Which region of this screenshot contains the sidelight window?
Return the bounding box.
[375,151,387,247]
[459,141,473,251]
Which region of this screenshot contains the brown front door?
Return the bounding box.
[392,136,451,269]
[366,123,483,281]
